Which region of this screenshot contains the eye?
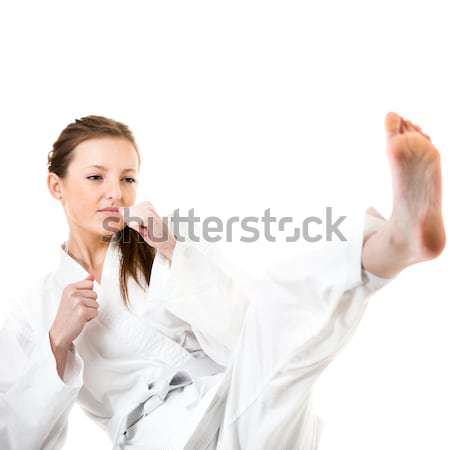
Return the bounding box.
[123,177,137,184]
[87,175,102,181]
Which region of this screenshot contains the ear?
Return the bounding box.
[47,172,63,200]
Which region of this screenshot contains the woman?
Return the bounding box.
[0,113,445,450]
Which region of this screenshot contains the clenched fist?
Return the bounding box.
[118,201,176,262]
[49,274,99,351]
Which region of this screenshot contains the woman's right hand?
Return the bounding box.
[49,274,99,351]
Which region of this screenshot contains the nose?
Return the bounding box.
[104,179,122,201]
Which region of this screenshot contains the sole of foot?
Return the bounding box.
[384,111,446,263]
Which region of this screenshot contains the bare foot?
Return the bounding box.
[384,111,446,262]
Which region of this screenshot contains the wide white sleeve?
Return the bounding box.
[0,295,84,450]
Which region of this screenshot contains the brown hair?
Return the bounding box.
[47,115,155,307]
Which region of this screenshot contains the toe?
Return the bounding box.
[404,118,432,142]
[385,111,403,137]
[415,125,432,142]
[405,120,416,132]
[407,119,422,132]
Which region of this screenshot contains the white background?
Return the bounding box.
[1,1,449,449]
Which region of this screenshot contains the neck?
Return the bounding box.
[65,226,112,277]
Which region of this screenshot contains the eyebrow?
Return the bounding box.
[84,164,137,173]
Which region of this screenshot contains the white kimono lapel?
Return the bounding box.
[56,236,197,369]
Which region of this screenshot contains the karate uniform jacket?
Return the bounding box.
[0,206,390,449]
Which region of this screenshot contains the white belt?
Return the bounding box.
[110,352,224,447]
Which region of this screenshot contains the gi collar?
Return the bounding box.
[54,236,120,293]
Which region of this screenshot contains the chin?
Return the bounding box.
[100,225,123,238]
[99,217,124,234]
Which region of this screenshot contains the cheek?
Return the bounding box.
[123,187,137,204]
[65,188,98,220]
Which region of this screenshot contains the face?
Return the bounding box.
[48,137,139,240]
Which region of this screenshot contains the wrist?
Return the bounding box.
[158,236,177,263]
[49,329,72,353]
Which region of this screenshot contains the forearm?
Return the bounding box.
[49,331,70,381]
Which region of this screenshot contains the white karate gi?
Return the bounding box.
[0,206,394,450]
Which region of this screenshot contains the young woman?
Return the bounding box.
[0,113,445,450]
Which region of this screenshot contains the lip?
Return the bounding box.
[98,207,120,214]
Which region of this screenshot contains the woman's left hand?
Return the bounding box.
[118,201,176,262]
